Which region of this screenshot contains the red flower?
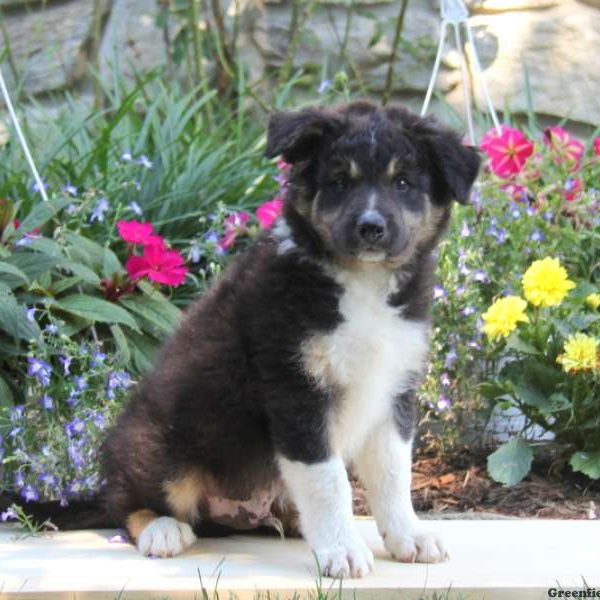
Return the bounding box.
[126,245,188,286]
[217,211,250,251]
[562,177,583,202]
[593,136,600,158]
[117,220,155,245]
[480,126,534,179]
[543,126,584,171]
[256,198,283,229]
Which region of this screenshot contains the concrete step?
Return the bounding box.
[1,518,599,599]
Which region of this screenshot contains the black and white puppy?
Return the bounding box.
[23,101,480,578]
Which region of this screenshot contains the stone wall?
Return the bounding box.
[1,0,599,126]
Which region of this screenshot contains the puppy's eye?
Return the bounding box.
[332,176,349,191]
[394,176,409,192]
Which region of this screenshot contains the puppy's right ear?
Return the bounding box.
[265,108,343,163]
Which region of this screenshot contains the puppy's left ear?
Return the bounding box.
[425,129,481,204]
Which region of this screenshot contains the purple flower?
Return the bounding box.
[90,197,110,223]
[65,417,86,438]
[26,308,36,323]
[444,349,458,369]
[27,357,52,386]
[440,373,451,387]
[128,201,143,216]
[203,230,220,245]
[31,178,47,193]
[317,79,332,94]
[510,207,521,220]
[91,352,107,367]
[433,285,447,301]
[59,355,72,376]
[530,229,545,242]
[39,472,58,487]
[136,155,153,169]
[189,242,202,263]
[39,394,54,410]
[456,285,466,296]
[63,183,78,196]
[462,305,476,317]
[120,152,133,162]
[21,484,39,502]
[14,472,25,489]
[436,395,452,411]
[106,370,132,399]
[66,389,80,407]
[73,376,88,391]
[1,507,17,522]
[460,221,470,237]
[44,323,58,335]
[473,270,489,283]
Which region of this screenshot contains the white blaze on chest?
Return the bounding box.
[302,267,429,460]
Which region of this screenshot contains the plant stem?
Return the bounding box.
[279,0,316,87]
[382,0,410,106]
[188,0,214,125]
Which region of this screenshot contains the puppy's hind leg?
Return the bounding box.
[127,509,197,558]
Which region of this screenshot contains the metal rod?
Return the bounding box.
[453,22,475,144]
[0,66,49,202]
[421,20,448,117]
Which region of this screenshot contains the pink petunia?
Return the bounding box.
[256,198,283,229]
[126,244,188,286]
[117,220,155,245]
[543,126,584,171]
[593,137,600,158]
[217,211,251,251]
[480,126,534,179]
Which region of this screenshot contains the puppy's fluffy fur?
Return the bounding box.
[10,102,480,578]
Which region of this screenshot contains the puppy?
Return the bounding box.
[15,101,480,578]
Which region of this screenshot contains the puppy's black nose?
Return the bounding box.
[357,212,387,245]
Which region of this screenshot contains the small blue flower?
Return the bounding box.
[460,221,470,237]
[436,395,452,411]
[462,305,476,317]
[63,183,78,196]
[440,373,451,387]
[59,355,72,376]
[65,417,86,438]
[128,201,143,216]
[39,472,58,487]
[473,270,489,283]
[27,357,53,387]
[529,229,545,242]
[317,79,332,94]
[44,323,58,335]
[26,308,36,323]
[106,370,132,399]
[31,178,47,193]
[433,285,447,301]
[189,242,203,263]
[66,389,80,407]
[91,352,107,367]
[0,507,17,522]
[73,376,88,391]
[90,197,110,223]
[136,155,153,169]
[120,152,133,162]
[203,230,220,245]
[444,349,458,369]
[39,394,54,410]
[14,472,25,489]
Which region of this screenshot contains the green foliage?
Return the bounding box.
[487,438,533,486]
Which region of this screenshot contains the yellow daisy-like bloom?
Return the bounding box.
[481,296,529,340]
[521,257,575,307]
[585,293,600,310]
[557,333,599,373]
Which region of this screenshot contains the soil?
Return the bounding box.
[351,449,600,520]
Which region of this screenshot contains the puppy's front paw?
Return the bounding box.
[384,528,447,564]
[315,535,374,578]
[137,516,196,558]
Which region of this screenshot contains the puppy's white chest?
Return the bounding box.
[302,269,429,457]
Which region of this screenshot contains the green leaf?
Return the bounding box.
[62,261,101,286]
[119,290,181,336]
[487,438,533,486]
[0,289,41,342]
[513,382,550,411]
[505,333,539,356]
[7,252,62,281]
[570,451,600,480]
[0,262,30,287]
[63,233,106,268]
[110,324,131,366]
[128,331,160,373]
[56,294,140,331]
[0,374,14,408]
[477,381,511,401]
[18,196,70,233]
[102,248,123,279]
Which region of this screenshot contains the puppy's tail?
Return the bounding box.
[0,491,118,530]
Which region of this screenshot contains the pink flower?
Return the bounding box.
[277,159,291,172]
[562,177,584,202]
[144,234,166,250]
[480,126,534,179]
[501,183,530,202]
[126,245,188,286]
[117,220,155,245]
[543,126,584,170]
[217,211,250,251]
[256,198,283,229]
[593,137,600,158]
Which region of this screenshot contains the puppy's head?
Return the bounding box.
[266,101,480,268]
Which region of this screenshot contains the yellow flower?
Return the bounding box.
[482,296,529,340]
[522,257,575,307]
[585,293,600,310]
[557,333,599,373]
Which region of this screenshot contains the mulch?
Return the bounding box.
[351,450,600,520]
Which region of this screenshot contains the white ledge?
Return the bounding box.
[1,518,599,598]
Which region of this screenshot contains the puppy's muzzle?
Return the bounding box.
[356,210,388,247]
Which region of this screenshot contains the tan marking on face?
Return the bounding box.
[386,157,399,178]
[126,509,158,541]
[349,160,361,179]
[310,191,344,253]
[163,472,205,523]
